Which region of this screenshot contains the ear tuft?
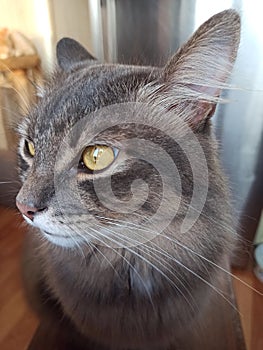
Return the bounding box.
[138,9,241,130]
[163,9,240,86]
[56,38,96,72]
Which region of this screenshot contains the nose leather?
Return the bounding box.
[16,200,46,221]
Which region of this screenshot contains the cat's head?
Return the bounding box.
[16,10,240,251]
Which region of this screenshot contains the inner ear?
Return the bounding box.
[56,37,96,72]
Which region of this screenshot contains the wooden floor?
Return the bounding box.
[233,267,263,350]
[0,206,38,350]
[0,206,262,350]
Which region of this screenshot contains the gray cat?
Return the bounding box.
[16,9,245,350]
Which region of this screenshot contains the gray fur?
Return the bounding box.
[17,10,241,350]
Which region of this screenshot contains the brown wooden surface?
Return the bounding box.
[0,206,262,349]
[0,55,40,72]
[0,206,38,350]
[233,267,263,350]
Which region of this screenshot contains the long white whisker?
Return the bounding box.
[115,226,239,313]
[88,218,241,311]
[162,234,263,297]
[74,225,120,277]
[91,223,198,311]
[95,215,260,294]
[73,224,158,313]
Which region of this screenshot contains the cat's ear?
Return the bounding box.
[56,37,96,72]
[139,9,241,130]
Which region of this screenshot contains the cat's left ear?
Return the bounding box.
[139,9,241,130]
[56,37,96,72]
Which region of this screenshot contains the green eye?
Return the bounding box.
[25,140,35,157]
[82,145,115,171]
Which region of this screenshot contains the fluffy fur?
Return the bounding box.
[16,10,243,350]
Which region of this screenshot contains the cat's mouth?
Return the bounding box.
[41,229,78,247]
[43,230,68,239]
[43,230,57,236]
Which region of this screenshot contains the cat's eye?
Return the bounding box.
[81,145,116,171]
[25,140,35,157]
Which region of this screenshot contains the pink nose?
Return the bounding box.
[16,201,46,221]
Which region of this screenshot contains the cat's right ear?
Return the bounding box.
[56,37,96,72]
[138,9,240,131]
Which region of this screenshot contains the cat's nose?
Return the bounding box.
[16,201,47,221]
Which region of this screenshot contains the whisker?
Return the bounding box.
[0,106,22,121]
[81,225,158,313]
[104,216,261,296]
[89,223,199,311]
[73,213,248,310]
[97,222,239,312]
[71,222,120,274]
[161,234,263,297]
[2,67,33,111]
[98,215,260,294]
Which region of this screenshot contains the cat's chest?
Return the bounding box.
[44,247,131,306]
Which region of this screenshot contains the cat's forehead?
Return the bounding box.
[24,64,159,141]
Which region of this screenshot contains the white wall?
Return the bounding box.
[0,0,94,70]
[50,0,94,57]
[0,0,54,71]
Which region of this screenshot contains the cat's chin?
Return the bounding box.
[40,230,77,248]
[22,215,81,248]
